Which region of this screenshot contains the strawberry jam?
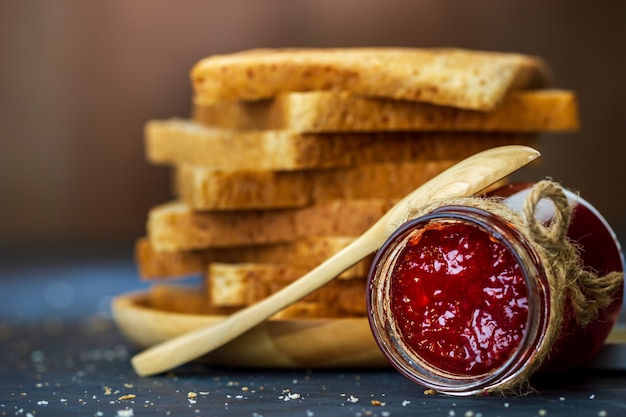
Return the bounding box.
[389,220,529,376]
[367,182,623,395]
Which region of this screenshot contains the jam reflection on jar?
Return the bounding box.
[367,182,624,396]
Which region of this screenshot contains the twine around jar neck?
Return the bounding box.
[522,180,623,327]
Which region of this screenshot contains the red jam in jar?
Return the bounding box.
[367,182,624,395]
[390,220,530,377]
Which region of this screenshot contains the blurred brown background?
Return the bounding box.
[1,0,625,260]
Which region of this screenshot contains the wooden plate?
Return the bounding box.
[111,291,389,368]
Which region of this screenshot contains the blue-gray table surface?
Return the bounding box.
[1,256,625,417]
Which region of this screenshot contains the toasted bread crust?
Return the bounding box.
[207,262,367,315]
[147,199,395,252]
[193,90,579,133]
[135,236,373,280]
[175,160,458,210]
[146,118,537,171]
[147,282,365,318]
[191,48,552,110]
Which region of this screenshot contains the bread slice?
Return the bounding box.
[147,201,296,251]
[147,283,237,316]
[207,262,367,315]
[136,237,285,279]
[136,236,373,279]
[193,90,579,133]
[147,283,363,318]
[135,237,209,278]
[174,164,313,210]
[146,118,385,171]
[175,160,457,210]
[191,48,551,111]
[147,199,394,252]
[207,262,302,307]
[146,118,537,171]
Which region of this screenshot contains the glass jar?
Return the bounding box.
[367,182,624,396]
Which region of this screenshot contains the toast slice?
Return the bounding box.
[147,201,296,251]
[147,283,363,318]
[175,160,457,210]
[136,236,373,280]
[191,48,551,110]
[193,90,579,133]
[147,199,394,252]
[146,283,237,316]
[207,262,303,307]
[207,262,367,315]
[146,118,537,171]
[174,164,313,210]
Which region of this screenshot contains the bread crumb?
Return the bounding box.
[118,394,136,401]
[371,399,386,406]
[187,392,198,399]
[281,392,301,401]
[424,389,437,395]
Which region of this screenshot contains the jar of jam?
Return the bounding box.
[367,181,624,396]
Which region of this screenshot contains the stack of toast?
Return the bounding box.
[134,48,579,323]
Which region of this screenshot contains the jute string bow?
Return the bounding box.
[522,181,623,327]
[408,180,623,395]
